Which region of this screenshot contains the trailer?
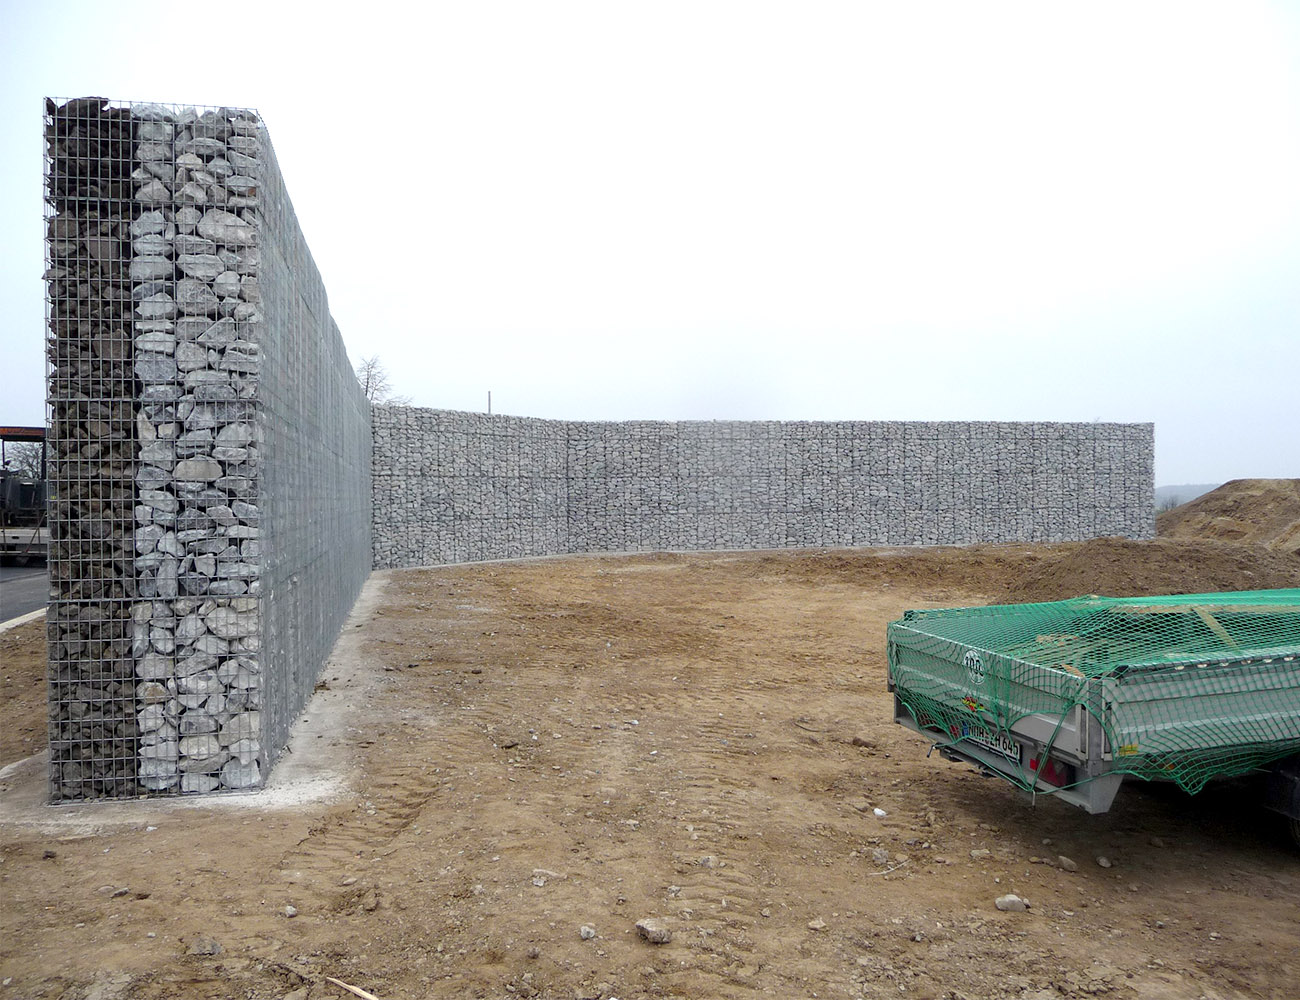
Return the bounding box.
[887,589,1300,844]
[0,426,47,563]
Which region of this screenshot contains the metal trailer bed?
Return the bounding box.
[0,525,48,562]
[886,590,1300,839]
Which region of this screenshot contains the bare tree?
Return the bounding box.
[1,441,44,479]
[354,355,411,405]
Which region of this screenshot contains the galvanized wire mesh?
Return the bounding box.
[44,98,141,800]
[255,130,371,762]
[43,97,371,800]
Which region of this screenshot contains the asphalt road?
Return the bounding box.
[0,563,48,623]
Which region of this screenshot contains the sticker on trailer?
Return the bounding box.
[964,649,985,686]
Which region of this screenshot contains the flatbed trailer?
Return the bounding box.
[0,426,46,563]
[0,525,49,562]
[887,589,1300,844]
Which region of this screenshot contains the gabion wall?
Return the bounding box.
[370,408,566,569]
[44,98,371,800]
[371,408,1155,567]
[40,95,1152,800]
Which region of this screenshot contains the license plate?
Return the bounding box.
[961,723,1019,761]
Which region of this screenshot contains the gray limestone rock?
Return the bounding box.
[181,774,221,793]
[174,234,218,255]
[179,713,217,736]
[135,331,176,354]
[137,652,173,680]
[174,458,223,482]
[131,211,168,236]
[221,759,261,788]
[635,918,673,944]
[213,270,242,298]
[176,181,209,204]
[136,293,177,320]
[196,317,239,346]
[216,423,255,448]
[186,370,238,401]
[206,606,259,639]
[138,441,175,466]
[175,428,213,457]
[225,175,257,196]
[176,254,225,281]
[176,205,204,234]
[207,157,234,180]
[130,256,174,281]
[218,350,259,373]
[135,179,171,204]
[219,712,259,745]
[132,234,173,257]
[186,137,227,160]
[176,278,221,316]
[138,120,174,142]
[197,209,256,246]
[135,465,172,490]
[135,356,178,382]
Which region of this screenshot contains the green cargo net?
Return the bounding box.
[888,589,1300,796]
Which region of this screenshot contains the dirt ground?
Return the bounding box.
[2,539,1299,1000]
[1157,479,1300,554]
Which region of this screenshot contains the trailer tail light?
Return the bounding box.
[1029,755,1073,788]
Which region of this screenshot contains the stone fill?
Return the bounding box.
[370,409,1154,568]
[44,98,370,801]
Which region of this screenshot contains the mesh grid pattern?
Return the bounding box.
[43,97,370,800]
[44,98,141,800]
[256,130,372,761]
[373,414,1156,567]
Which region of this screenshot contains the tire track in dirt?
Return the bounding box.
[620,682,801,995]
[275,763,438,911]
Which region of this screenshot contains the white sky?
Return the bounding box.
[2,1,1297,485]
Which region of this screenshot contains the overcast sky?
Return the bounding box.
[2,2,1297,485]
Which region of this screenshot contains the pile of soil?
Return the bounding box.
[1158,479,1300,554]
[740,543,1058,596]
[1001,536,1300,603]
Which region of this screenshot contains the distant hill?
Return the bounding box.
[1155,483,1221,508]
[1157,479,1300,555]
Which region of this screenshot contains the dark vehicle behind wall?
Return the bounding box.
[1,426,48,563]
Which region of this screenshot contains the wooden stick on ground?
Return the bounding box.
[325,977,381,1000]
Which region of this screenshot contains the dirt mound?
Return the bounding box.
[1158,479,1300,553]
[747,544,1054,596]
[1001,536,1300,603]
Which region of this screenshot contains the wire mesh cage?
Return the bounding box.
[45,98,143,800]
[43,97,371,801]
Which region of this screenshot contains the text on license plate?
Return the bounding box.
[960,723,1019,761]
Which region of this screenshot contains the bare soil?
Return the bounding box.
[1158,479,1300,554]
[2,542,1299,1000]
[0,620,47,765]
